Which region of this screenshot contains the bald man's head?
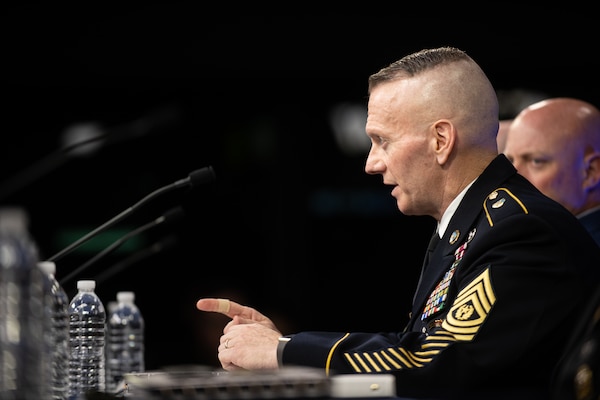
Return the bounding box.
[504,97,600,215]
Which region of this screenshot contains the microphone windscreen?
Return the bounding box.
[188,166,216,187]
[162,207,186,225]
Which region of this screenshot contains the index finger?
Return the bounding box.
[196,298,251,319]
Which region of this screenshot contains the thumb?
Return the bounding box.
[223,315,252,333]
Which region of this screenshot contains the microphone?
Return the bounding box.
[59,207,185,287]
[47,166,215,262]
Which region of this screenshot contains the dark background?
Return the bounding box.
[2,5,599,370]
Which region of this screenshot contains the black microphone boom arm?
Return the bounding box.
[46,166,215,262]
[58,207,185,286]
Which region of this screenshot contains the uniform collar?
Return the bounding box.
[438,179,477,239]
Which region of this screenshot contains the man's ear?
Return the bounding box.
[583,152,600,191]
[433,120,455,165]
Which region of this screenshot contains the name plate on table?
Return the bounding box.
[330,374,396,398]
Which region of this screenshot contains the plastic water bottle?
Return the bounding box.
[67,279,106,399]
[38,260,70,400]
[104,300,118,394]
[105,291,145,394]
[0,206,49,399]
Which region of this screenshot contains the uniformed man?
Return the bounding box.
[196,47,600,400]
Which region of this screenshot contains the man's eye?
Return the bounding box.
[528,158,549,168]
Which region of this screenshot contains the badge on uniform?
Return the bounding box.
[449,230,460,244]
[421,228,477,321]
[442,268,497,341]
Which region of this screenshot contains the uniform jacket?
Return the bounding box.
[281,155,600,399]
[579,207,600,247]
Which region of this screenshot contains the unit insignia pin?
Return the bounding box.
[467,228,476,242]
[489,191,498,200]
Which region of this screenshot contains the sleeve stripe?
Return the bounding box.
[326,333,351,376]
[343,269,496,373]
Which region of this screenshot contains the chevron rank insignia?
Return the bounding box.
[441,268,496,341]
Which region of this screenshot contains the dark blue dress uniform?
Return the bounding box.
[552,284,600,400]
[579,207,600,247]
[280,155,600,399]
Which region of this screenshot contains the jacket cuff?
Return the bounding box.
[277,336,291,366]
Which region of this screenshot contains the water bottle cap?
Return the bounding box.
[0,207,29,233]
[37,260,56,275]
[117,291,135,303]
[77,279,96,290]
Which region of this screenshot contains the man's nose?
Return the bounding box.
[365,152,382,175]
